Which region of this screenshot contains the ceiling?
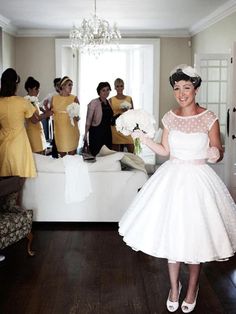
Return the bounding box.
[0,0,236,37]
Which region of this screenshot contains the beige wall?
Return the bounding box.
[159,37,191,122]
[15,37,55,98]
[192,12,236,56]
[3,33,191,124]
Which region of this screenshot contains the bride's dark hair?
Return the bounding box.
[169,65,202,89]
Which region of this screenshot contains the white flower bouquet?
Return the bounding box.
[116,109,156,154]
[24,95,40,107]
[67,102,80,126]
[120,100,132,110]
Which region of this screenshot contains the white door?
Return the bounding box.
[195,53,230,185]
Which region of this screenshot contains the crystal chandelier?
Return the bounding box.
[69,0,121,54]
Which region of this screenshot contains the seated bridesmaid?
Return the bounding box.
[24,76,52,154]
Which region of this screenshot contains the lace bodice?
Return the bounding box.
[162,110,218,160]
[162,110,217,133]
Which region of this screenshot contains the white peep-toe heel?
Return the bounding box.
[181,287,199,313]
[166,282,182,312]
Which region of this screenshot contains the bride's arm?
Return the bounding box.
[133,127,170,156]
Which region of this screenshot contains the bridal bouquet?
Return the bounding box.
[120,100,132,110]
[116,109,156,154]
[24,95,40,107]
[67,102,80,126]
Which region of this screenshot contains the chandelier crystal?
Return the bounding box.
[70,0,121,54]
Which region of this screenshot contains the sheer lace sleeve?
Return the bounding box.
[162,111,172,130]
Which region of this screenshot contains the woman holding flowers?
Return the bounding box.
[84,82,113,156]
[119,64,236,313]
[51,76,80,157]
[110,78,134,153]
[0,68,37,178]
[24,76,52,154]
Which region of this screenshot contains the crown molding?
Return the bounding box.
[190,0,236,36]
[0,14,17,35]
[1,0,236,39]
[15,27,190,38]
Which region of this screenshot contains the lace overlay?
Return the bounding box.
[162,110,218,133]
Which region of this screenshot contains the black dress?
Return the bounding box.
[89,99,113,156]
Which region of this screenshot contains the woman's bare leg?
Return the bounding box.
[112,144,120,152]
[59,152,66,157]
[126,144,134,153]
[68,150,76,155]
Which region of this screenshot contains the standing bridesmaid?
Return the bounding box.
[110,78,134,153]
[51,76,80,157]
[24,76,52,154]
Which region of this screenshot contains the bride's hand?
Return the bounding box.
[207,146,220,163]
[131,130,149,144]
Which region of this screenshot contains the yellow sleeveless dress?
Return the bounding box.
[25,104,46,153]
[110,96,134,144]
[0,96,36,177]
[52,94,80,152]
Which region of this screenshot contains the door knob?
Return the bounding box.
[233,135,236,140]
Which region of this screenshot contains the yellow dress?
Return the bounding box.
[0,96,36,177]
[25,104,46,153]
[52,94,80,152]
[110,96,134,144]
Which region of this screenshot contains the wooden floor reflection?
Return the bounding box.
[0,222,235,314]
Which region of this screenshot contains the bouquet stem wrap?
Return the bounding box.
[134,138,142,155]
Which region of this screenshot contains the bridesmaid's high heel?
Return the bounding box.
[166,282,182,312]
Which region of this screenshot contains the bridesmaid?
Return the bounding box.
[51,76,80,157]
[109,78,134,153]
[24,76,52,154]
[0,68,40,211]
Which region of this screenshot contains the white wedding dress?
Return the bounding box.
[119,110,236,263]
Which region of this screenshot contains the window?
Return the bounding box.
[55,38,160,164]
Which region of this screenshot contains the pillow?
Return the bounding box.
[87,153,124,172]
[33,154,64,173]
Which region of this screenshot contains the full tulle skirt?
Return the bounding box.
[119,161,236,263]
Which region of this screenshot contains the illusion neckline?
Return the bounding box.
[170,109,208,119]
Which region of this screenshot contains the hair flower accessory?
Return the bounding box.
[116,109,156,154]
[67,102,80,126]
[182,66,199,78]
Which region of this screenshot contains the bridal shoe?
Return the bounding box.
[166,282,182,312]
[181,287,199,313]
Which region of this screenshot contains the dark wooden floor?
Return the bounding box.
[1,223,236,314]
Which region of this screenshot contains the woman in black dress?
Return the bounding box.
[84,82,114,156]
